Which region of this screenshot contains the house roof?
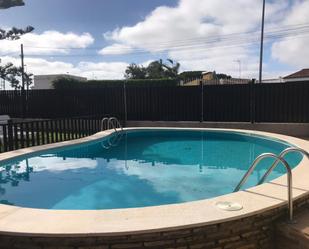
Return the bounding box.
[284,69,309,79]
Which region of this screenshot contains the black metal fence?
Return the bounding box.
[0,117,102,153]
[0,81,308,123]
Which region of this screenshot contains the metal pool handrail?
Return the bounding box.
[258,147,309,185]
[101,117,109,131]
[107,117,124,147]
[100,117,124,149]
[107,117,123,133]
[234,153,293,222]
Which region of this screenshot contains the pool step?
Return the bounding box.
[275,207,309,249]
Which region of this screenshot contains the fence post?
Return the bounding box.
[250,79,256,124]
[123,81,127,127]
[2,125,8,152]
[21,89,26,118]
[200,80,204,122]
[7,120,14,151]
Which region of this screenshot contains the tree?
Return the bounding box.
[0,62,14,80]
[124,59,181,80]
[0,0,34,40]
[179,71,204,80]
[9,66,33,90]
[146,60,166,79]
[124,63,147,79]
[24,71,33,89]
[216,73,231,79]
[0,0,25,9]
[0,26,34,40]
[0,0,34,89]
[162,59,180,78]
[0,62,33,89]
[0,62,14,89]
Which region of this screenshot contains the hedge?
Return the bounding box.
[53,78,179,89]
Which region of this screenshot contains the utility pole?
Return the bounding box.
[259,0,266,83]
[20,44,26,117]
[21,44,25,90]
[200,79,204,122]
[25,65,29,92]
[0,58,4,90]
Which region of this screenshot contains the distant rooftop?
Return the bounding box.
[284,69,309,79]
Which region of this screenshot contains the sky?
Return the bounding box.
[1,0,309,85]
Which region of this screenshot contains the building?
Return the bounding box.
[33,74,87,89]
[182,71,250,86]
[262,69,309,84]
[283,68,309,82]
[261,77,284,83]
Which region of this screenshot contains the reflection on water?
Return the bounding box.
[0,130,302,210]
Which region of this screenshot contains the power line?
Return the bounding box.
[11,32,309,58]
[21,22,309,51]
[2,22,309,58]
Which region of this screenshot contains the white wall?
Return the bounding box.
[284,77,309,82]
[33,74,87,89]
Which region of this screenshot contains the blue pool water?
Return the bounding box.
[0,130,302,210]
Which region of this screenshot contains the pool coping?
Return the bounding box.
[0,127,308,237]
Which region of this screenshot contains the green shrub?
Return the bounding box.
[53,77,179,89]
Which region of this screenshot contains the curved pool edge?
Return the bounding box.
[0,127,308,237]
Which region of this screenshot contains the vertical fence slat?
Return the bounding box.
[25,122,30,147]
[35,122,40,146]
[41,121,45,145]
[7,121,13,151]
[19,123,25,148]
[3,125,8,152]
[1,82,309,154]
[45,121,50,144]
[30,122,35,146]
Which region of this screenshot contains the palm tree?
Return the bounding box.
[162,59,180,78]
[146,60,166,79]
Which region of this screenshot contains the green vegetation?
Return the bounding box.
[52,77,179,89]
[0,0,25,9]
[0,0,34,90]
[51,58,233,89]
[0,62,33,89]
[0,0,34,40]
[216,73,232,79]
[124,59,180,79]
[178,71,204,80]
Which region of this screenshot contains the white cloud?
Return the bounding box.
[1,0,307,82]
[0,56,128,85]
[271,0,309,68]
[100,0,304,78]
[11,156,98,173]
[0,31,94,55]
[77,61,128,79]
[0,56,76,75]
[99,43,133,55]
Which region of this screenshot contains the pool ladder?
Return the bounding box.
[233,147,309,222]
[100,117,124,149]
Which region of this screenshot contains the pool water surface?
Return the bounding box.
[0,130,302,210]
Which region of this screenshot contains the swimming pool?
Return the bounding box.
[0,129,302,210]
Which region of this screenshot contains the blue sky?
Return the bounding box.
[1,0,177,64]
[1,0,309,81]
[1,0,177,33]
